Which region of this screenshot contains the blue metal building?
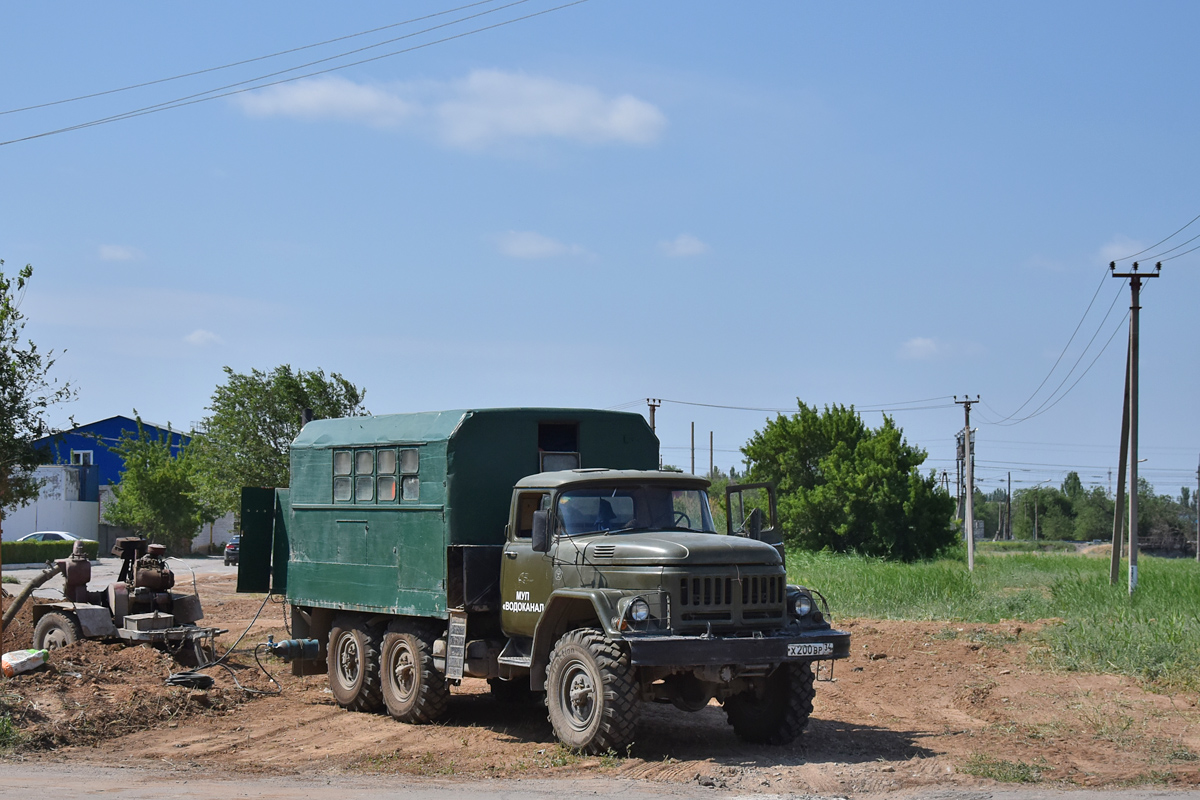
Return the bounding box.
[33,415,190,493]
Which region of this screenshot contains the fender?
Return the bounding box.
[529,589,625,691]
[32,602,117,638]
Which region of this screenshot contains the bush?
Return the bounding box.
[2,539,99,564]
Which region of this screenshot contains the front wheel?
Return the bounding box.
[723,662,815,745]
[545,628,638,754]
[327,615,383,712]
[33,612,81,650]
[380,621,449,723]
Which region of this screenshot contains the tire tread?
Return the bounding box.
[546,628,638,755]
[382,620,449,723]
[327,614,383,713]
[724,662,815,746]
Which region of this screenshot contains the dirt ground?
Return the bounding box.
[1,575,1198,795]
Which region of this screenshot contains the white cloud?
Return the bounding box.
[899,337,982,361]
[234,76,415,127]
[435,70,665,147]
[899,337,941,360]
[184,329,222,346]
[1098,236,1143,265]
[658,234,709,258]
[234,71,666,148]
[99,245,141,261]
[496,231,587,260]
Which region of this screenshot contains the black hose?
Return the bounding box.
[164,592,283,695]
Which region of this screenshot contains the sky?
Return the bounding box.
[2,1,1198,501]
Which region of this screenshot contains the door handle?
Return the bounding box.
[505,551,518,559]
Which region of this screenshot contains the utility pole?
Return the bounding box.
[646,399,661,433]
[1007,472,1012,540]
[1111,261,1160,594]
[709,431,713,479]
[955,433,964,520]
[690,422,695,475]
[955,395,979,571]
[1110,338,1131,584]
[1034,492,1040,542]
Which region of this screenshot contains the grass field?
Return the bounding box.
[788,548,1200,691]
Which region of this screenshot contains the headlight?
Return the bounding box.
[794,593,813,617]
[629,598,651,622]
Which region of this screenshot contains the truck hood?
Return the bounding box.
[581,532,782,566]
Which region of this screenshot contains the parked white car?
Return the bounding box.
[15,530,98,544]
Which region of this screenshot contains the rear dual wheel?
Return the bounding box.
[327,616,383,712]
[380,622,449,723]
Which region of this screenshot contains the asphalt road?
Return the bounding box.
[0,765,1196,800]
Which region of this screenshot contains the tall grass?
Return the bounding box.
[789,550,1200,691]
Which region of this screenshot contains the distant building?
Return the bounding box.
[34,415,189,489]
[4,416,232,554]
[2,464,99,542]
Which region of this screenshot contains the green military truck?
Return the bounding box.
[239,408,849,752]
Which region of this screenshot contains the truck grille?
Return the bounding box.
[674,573,785,630]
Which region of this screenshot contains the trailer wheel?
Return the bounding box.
[381,622,449,723]
[546,628,638,754]
[33,612,82,651]
[327,616,383,712]
[723,662,815,746]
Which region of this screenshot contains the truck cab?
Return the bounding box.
[494,469,848,751]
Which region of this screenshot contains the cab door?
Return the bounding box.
[500,490,554,638]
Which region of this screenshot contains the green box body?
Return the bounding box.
[239,408,657,619]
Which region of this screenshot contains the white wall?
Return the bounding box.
[3,499,100,541]
[2,466,99,541]
[3,470,235,551]
[192,512,236,553]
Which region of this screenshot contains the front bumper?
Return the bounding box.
[625,626,851,667]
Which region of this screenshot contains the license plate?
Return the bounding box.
[788,642,833,658]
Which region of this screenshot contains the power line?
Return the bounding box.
[656,396,956,414]
[995,309,1129,426]
[1112,210,1200,262]
[1142,228,1200,262]
[988,288,1127,426]
[1157,240,1200,263]
[0,0,506,117]
[986,267,1110,424]
[0,0,587,148]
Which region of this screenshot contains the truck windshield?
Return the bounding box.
[556,485,717,535]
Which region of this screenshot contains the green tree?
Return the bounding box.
[1136,477,1192,551]
[1071,485,1114,541]
[0,262,74,523]
[742,403,957,560]
[102,416,201,553]
[1012,484,1074,540]
[191,365,368,516]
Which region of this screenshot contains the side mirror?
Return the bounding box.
[746,507,763,540]
[532,510,550,553]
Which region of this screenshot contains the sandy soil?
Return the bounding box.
[1,574,1197,794]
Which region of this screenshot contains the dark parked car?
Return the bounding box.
[224,535,240,566]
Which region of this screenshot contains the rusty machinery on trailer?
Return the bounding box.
[29,537,225,664]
